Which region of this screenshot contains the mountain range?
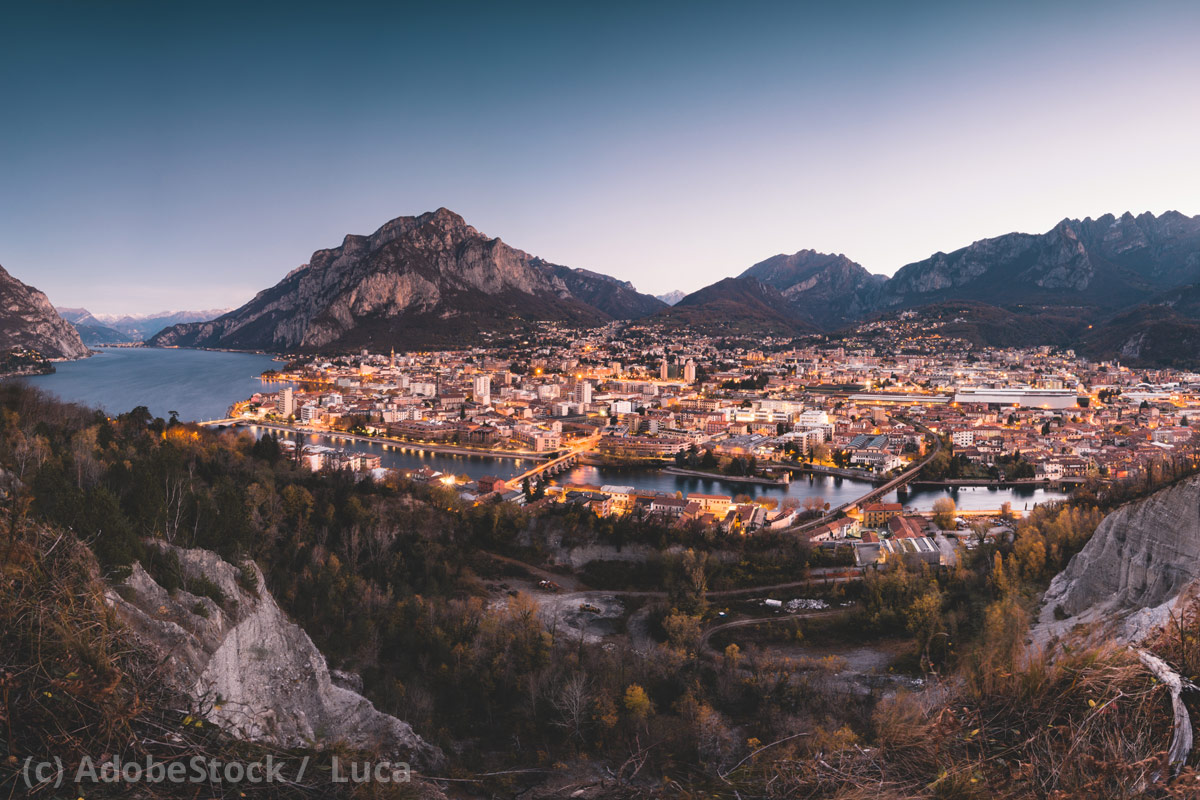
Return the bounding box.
[57,308,231,345]
[5,207,1199,366]
[652,211,1200,364]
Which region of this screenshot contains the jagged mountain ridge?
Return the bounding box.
[663,210,1200,361]
[876,211,1200,311]
[150,209,662,352]
[0,264,89,359]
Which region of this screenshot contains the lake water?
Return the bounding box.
[13,347,283,422]
[250,426,541,482]
[11,348,1071,513]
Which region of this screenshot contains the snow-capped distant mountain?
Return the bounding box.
[57,308,231,344]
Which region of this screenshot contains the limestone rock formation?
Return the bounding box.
[108,542,443,768]
[0,263,89,359]
[1036,475,1200,646]
[148,208,660,352]
[876,211,1200,312]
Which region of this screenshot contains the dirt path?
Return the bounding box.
[698,609,843,654]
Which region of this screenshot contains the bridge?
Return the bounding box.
[784,415,944,535]
[510,437,600,486]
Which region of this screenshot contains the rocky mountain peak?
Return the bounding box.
[148,209,662,351]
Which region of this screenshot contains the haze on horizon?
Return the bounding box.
[2,0,1198,316]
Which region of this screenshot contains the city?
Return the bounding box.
[215,318,1200,556]
[4,1,1200,797]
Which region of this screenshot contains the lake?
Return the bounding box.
[11,348,1071,513]
[13,347,283,422]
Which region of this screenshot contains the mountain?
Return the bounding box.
[1078,304,1200,368]
[876,211,1200,312]
[656,290,686,306]
[0,264,89,359]
[149,209,661,352]
[59,308,231,343]
[541,264,666,318]
[103,309,231,341]
[651,276,818,336]
[740,249,886,329]
[57,307,134,345]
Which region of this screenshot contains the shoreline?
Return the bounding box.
[661,466,789,486]
[215,419,555,462]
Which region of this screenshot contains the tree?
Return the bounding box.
[552,673,590,741]
[905,586,946,671]
[802,495,825,515]
[931,497,956,529]
[662,611,703,656]
[668,548,710,615]
[623,684,652,727]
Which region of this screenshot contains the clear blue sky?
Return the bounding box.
[2,0,1198,314]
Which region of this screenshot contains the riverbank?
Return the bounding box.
[661,466,789,486]
[782,463,887,483]
[910,478,1087,488]
[226,420,554,462]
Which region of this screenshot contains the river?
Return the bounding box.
[11,348,1070,512]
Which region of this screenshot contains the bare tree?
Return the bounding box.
[802,495,826,514]
[162,473,188,543]
[552,673,590,741]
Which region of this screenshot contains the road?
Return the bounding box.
[487,552,861,598]
[698,608,844,654]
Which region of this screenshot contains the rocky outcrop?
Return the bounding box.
[0,264,89,359]
[1036,475,1200,646]
[108,542,442,768]
[148,208,659,352]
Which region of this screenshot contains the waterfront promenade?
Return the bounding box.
[198,418,555,462]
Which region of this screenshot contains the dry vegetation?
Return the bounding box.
[3,384,1200,798]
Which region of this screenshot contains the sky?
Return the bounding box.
[2,0,1199,315]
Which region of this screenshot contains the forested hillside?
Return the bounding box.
[3,383,1200,798]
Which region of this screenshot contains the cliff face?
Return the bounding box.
[877,211,1200,312]
[542,263,667,318]
[149,209,660,352]
[1037,475,1200,645]
[0,264,89,359]
[108,542,442,768]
